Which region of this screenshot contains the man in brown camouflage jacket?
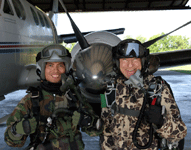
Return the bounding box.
[4,44,101,150]
[100,39,187,150]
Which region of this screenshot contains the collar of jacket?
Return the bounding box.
[40,80,62,96]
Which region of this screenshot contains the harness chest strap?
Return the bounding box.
[105,76,164,117]
[112,103,140,117]
[29,88,79,133]
[103,87,140,117]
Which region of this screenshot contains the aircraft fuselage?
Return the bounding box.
[0,0,57,98]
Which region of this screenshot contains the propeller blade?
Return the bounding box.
[58,0,90,50]
[143,20,191,48]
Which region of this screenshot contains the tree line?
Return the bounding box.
[63,33,191,53]
[125,33,191,53]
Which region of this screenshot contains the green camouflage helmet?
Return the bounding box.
[36,44,71,80]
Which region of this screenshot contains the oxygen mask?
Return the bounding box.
[124,70,144,90]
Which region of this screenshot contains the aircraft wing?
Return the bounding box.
[58,28,125,43]
[152,49,191,67]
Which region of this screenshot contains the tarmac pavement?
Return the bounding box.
[0,69,190,150]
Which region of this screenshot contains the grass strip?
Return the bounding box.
[165,65,191,74]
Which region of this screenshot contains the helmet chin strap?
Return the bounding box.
[124,70,144,89]
[36,69,43,81]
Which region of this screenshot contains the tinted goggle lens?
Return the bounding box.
[120,43,144,58]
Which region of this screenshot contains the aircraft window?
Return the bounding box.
[0,0,2,8]
[37,12,45,27]
[30,7,39,25]
[12,0,26,20]
[43,15,50,28]
[3,0,14,15]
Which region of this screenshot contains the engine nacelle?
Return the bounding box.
[71,31,121,103]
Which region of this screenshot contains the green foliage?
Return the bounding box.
[148,33,191,53]
[124,35,147,43]
[61,33,191,54]
[124,33,191,53]
[136,35,147,43]
[61,42,76,53]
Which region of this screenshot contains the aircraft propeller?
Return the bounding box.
[58,0,90,50]
[143,20,191,47]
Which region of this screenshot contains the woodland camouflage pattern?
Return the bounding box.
[101,75,187,150]
[4,89,99,149]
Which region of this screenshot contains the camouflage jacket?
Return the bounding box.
[4,88,100,149]
[101,75,187,150]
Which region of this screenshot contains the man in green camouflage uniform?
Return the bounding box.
[4,44,102,150]
[100,39,187,150]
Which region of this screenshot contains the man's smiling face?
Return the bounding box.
[45,62,65,83]
[119,57,142,79]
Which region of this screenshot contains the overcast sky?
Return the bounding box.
[56,1,191,41]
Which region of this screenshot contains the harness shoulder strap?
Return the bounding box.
[147,76,164,106]
[105,88,116,107]
[27,86,42,119]
[26,86,43,146]
[148,76,184,149]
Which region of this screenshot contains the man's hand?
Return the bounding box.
[15,117,37,135]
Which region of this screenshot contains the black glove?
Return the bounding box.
[144,105,164,128]
[71,110,94,128]
[79,113,93,128]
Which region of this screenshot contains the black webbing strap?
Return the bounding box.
[67,91,78,109]
[112,103,140,117]
[30,87,42,123]
[27,86,43,147]
[26,86,43,123]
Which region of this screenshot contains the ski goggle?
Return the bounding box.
[118,43,145,58]
[41,48,68,59]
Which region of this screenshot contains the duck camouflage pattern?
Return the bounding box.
[101,75,187,150]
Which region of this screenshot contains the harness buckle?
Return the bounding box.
[31,91,39,98]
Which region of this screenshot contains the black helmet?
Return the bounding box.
[113,39,149,75]
[36,44,71,80]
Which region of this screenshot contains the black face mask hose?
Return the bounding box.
[132,92,153,149]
